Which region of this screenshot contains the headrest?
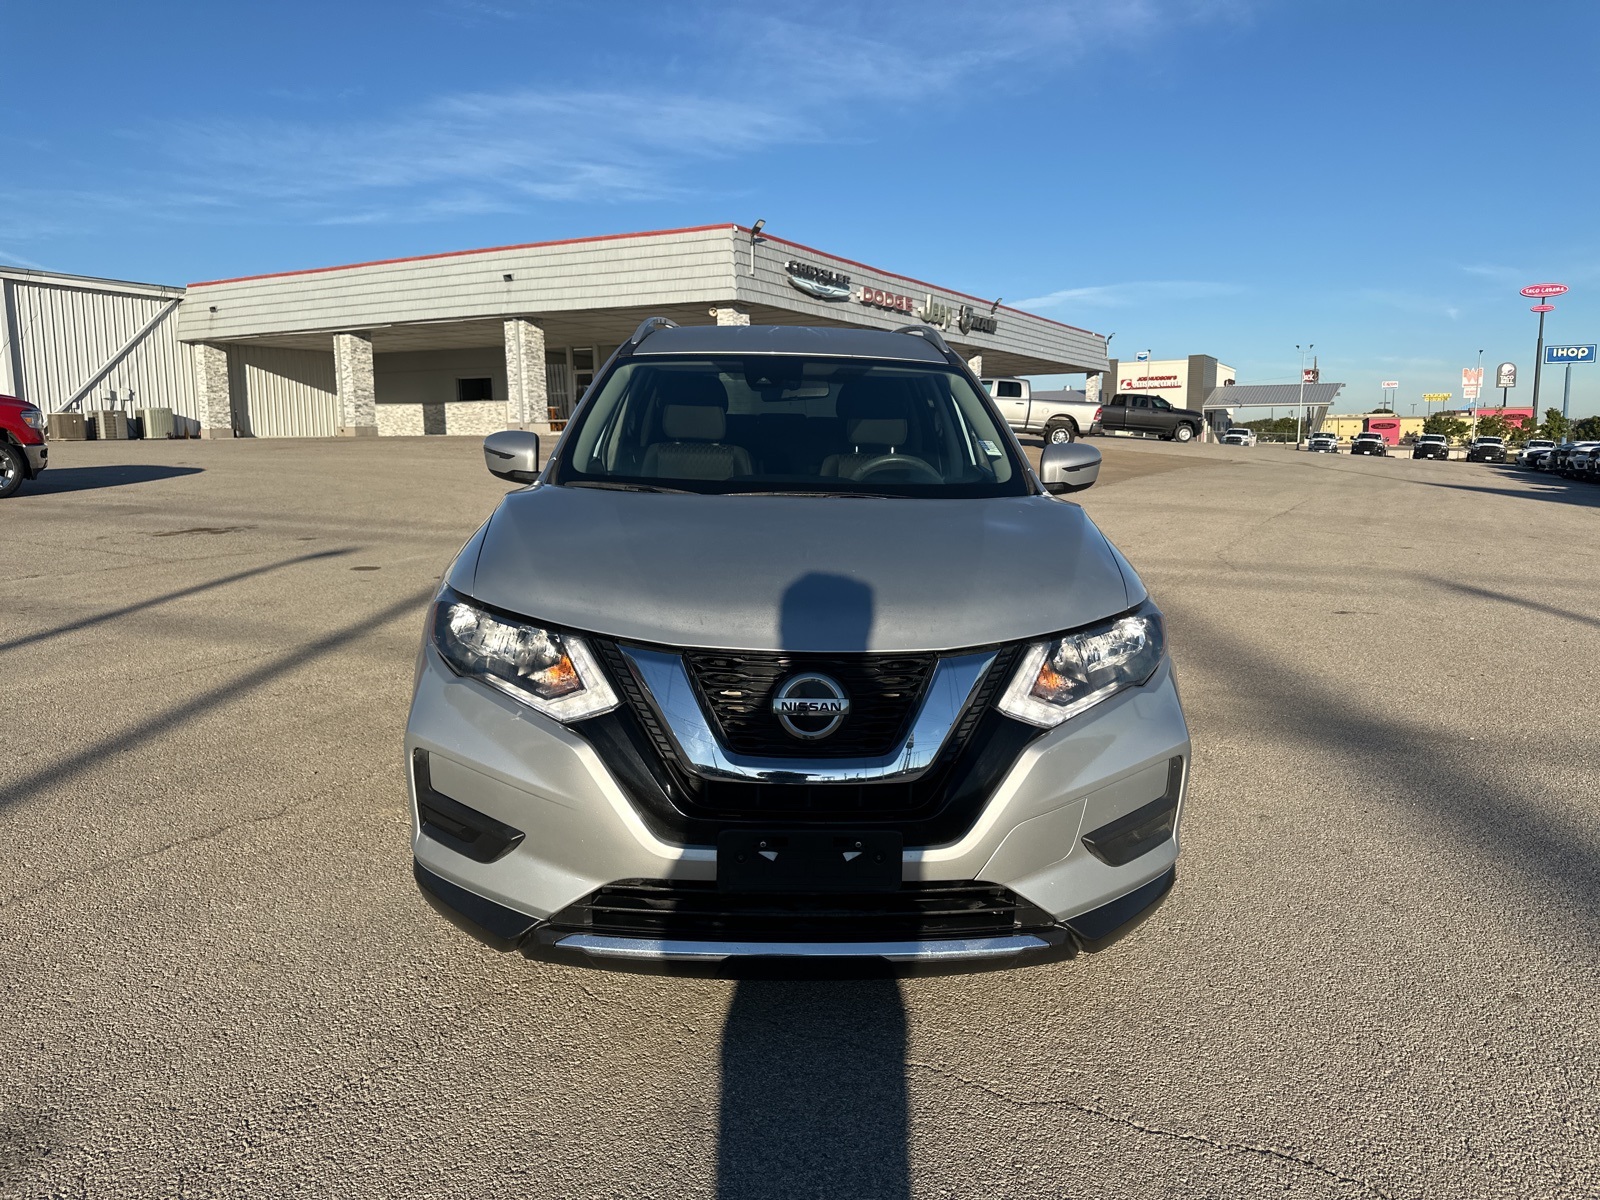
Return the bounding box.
[655,371,730,410]
[837,379,913,423]
[662,404,726,441]
[847,417,907,447]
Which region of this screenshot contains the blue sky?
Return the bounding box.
[5,0,1598,415]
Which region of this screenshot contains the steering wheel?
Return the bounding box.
[852,454,944,484]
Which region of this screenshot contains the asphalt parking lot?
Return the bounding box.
[3,436,1597,1199]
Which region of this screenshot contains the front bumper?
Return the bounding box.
[22,444,46,476]
[406,646,1190,973]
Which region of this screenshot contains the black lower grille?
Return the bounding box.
[681,649,936,758]
[548,878,1055,942]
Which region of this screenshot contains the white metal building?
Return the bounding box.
[4,226,1110,440]
[1,267,197,427]
[173,224,1110,439]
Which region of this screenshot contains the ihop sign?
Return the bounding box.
[1544,344,1597,365]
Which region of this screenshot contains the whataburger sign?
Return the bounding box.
[784,259,999,333]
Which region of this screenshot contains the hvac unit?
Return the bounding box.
[47,413,88,441]
[91,410,129,440]
[138,407,176,440]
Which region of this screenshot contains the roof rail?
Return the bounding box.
[628,316,679,346]
[893,323,955,359]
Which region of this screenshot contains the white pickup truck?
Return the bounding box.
[981,378,1104,444]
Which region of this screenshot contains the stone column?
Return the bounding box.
[195,342,234,438]
[966,354,983,376]
[333,332,377,437]
[503,317,548,429]
[1084,371,1103,407]
[713,307,750,326]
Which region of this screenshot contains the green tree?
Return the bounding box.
[1368,407,1394,414]
[1422,413,1469,442]
[1538,407,1570,441]
[1570,414,1600,440]
[1475,413,1512,440]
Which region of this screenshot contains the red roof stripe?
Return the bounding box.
[187,223,735,287]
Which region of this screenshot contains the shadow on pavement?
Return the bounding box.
[718,979,909,1200]
[1424,577,1600,631]
[0,549,354,655]
[0,586,434,813]
[1169,605,1600,943]
[21,464,204,494]
[1404,466,1600,509]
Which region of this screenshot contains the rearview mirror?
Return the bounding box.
[1040,442,1101,495]
[483,430,541,484]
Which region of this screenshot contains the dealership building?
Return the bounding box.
[3,225,1110,440]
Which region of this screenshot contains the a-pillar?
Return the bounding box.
[713,306,750,326]
[333,332,377,437]
[504,317,549,431]
[195,342,234,438]
[966,354,983,376]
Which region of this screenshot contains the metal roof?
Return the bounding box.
[632,323,946,362]
[1202,382,1344,409]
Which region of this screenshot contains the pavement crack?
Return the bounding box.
[906,1060,1400,1199]
[0,797,321,911]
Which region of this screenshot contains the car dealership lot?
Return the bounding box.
[2,438,1597,1199]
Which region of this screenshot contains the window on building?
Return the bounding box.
[457,377,494,402]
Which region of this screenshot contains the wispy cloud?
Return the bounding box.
[1017,280,1244,309]
[5,1,1252,235]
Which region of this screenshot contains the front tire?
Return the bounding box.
[1045,421,1076,445]
[1173,423,1196,443]
[0,443,24,499]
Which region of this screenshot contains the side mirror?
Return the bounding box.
[483,430,541,484]
[1040,442,1102,495]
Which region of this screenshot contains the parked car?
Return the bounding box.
[981,378,1104,444]
[1221,427,1257,447]
[1350,432,1388,456]
[1525,447,1554,471]
[407,319,1190,974]
[1412,434,1450,460]
[1098,393,1206,443]
[1569,444,1600,480]
[1556,441,1600,478]
[1515,438,1555,466]
[0,394,48,498]
[1464,437,1506,463]
[1306,433,1339,453]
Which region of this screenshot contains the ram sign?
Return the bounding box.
[1543,344,1597,365]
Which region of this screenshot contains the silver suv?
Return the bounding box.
[407,321,1190,973]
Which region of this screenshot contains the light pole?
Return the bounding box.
[1296,343,1314,446]
[1472,348,1483,439]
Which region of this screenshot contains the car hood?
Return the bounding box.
[459,485,1138,653]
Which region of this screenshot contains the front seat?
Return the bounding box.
[640,375,753,482]
[820,381,920,479]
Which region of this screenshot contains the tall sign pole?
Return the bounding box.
[1521,283,1569,427]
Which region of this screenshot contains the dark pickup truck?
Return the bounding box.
[1,394,48,498]
[1100,393,1206,443]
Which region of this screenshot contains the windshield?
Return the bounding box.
[550,355,1028,497]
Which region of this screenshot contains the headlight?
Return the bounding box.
[21,407,45,430]
[429,587,618,722]
[998,603,1166,729]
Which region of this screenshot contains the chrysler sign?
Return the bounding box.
[785,259,852,301]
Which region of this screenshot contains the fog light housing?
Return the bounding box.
[1081,758,1183,866]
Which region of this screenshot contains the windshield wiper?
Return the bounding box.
[724,490,899,499]
[564,481,699,495]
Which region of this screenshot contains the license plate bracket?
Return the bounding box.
[716,830,903,893]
